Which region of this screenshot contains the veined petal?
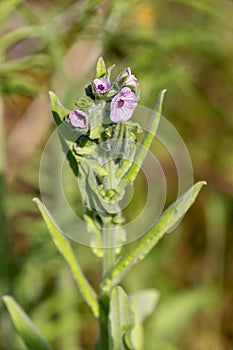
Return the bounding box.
[110,88,137,123]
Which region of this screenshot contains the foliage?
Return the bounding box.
[0,0,232,349]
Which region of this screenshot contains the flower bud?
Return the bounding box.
[123,67,138,88]
[93,78,111,94]
[69,109,88,128]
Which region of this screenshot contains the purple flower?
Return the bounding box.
[123,67,138,88]
[110,87,137,123]
[69,109,88,128]
[93,78,111,94]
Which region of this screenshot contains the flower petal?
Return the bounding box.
[110,88,137,123]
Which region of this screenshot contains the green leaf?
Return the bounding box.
[0,54,50,74]
[0,74,39,96]
[109,286,135,350]
[0,100,6,177]
[122,89,166,184]
[106,64,116,81]
[49,91,80,177]
[101,181,206,292]
[89,102,105,139]
[0,26,41,51]
[33,198,99,319]
[84,213,104,258]
[49,91,70,125]
[0,0,22,24]
[0,100,7,278]
[172,0,219,17]
[129,289,160,323]
[129,289,160,350]
[96,57,107,78]
[2,295,51,350]
[151,287,216,341]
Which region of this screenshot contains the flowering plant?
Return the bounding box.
[3,58,206,350]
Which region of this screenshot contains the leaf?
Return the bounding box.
[129,289,160,323]
[109,286,135,350]
[106,64,116,81]
[0,0,22,24]
[49,91,70,125]
[96,57,107,78]
[0,100,6,176]
[129,289,160,350]
[101,181,206,292]
[0,74,39,96]
[172,0,219,17]
[2,295,51,350]
[0,99,8,291]
[0,54,50,74]
[0,26,41,50]
[123,89,166,184]
[151,287,216,340]
[89,102,104,139]
[49,91,80,177]
[33,198,99,319]
[84,213,104,258]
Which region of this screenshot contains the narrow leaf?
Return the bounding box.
[102,181,206,292]
[0,26,41,50]
[0,100,7,278]
[2,295,51,350]
[96,57,106,78]
[0,0,22,24]
[49,91,69,126]
[84,213,104,258]
[33,198,99,318]
[49,91,79,177]
[109,286,135,350]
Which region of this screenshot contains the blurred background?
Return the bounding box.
[0,0,232,349]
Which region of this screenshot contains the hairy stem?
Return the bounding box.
[102,221,116,278]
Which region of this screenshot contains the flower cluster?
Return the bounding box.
[68,58,139,131]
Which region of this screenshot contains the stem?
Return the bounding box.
[102,159,117,277]
[97,294,110,350]
[102,222,116,277]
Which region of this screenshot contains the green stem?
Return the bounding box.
[97,294,110,350]
[102,221,116,277]
[102,159,118,277]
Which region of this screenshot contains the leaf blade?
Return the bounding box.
[33,198,99,318]
[96,57,107,78]
[109,286,135,350]
[49,91,80,177]
[102,181,206,292]
[2,295,51,350]
[129,289,160,349]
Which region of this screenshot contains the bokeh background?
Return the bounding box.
[0,0,233,349]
